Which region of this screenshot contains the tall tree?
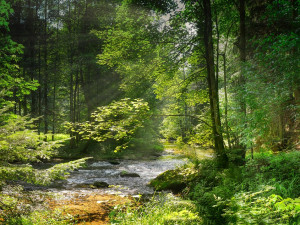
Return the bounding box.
[201,0,228,168]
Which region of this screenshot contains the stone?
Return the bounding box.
[120,172,140,178]
[93,181,109,188]
[108,160,120,165]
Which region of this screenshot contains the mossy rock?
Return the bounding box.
[150,165,197,193]
[93,181,109,188]
[149,170,189,193]
[108,160,120,165]
[120,171,140,178]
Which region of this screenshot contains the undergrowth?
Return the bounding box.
[109,193,201,225]
[0,186,76,224]
[187,150,300,224]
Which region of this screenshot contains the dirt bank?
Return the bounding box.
[49,192,133,224]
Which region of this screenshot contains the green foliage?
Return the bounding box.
[0,102,89,188]
[244,151,300,198]
[38,133,70,142]
[187,151,300,224]
[67,98,150,152]
[218,187,300,224]
[0,111,55,163]
[110,193,201,225]
[0,1,38,106]
[97,3,162,101]
[0,102,89,223]
[225,0,299,149]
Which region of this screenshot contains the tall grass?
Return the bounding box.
[109,193,201,225]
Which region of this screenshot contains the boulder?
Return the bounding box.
[108,160,120,165]
[93,181,109,188]
[120,172,140,178]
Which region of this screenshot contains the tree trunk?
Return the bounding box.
[223,53,231,149]
[238,0,247,162]
[239,0,246,116]
[52,0,60,142]
[223,23,233,149]
[23,96,28,115]
[44,0,48,139]
[214,7,220,91]
[27,0,37,118]
[202,0,228,168]
[68,0,75,147]
[52,82,56,141]
[38,38,41,135]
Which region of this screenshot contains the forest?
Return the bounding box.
[0,0,299,224]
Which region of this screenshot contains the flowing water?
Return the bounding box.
[28,147,213,198]
[28,151,190,200]
[64,157,188,196]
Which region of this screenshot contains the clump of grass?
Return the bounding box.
[5,209,76,225]
[109,193,201,225]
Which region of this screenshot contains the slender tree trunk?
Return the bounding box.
[202,0,228,168]
[38,38,41,135]
[68,0,76,147]
[52,82,56,141]
[80,67,93,117]
[74,70,79,122]
[239,0,246,64]
[13,88,17,114]
[69,60,74,146]
[77,85,80,121]
[238,0,247,162]
[44,0,48,139]
[52,0,60,141]
[18,99,21,115]
[23,96,28,115]
[223,23,233,149]
[214,7,220,91]
[22,67,27,115]
[27,0,36,118]
[223,54,231,149]
[239,0,246,115]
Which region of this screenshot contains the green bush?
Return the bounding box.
[187,151,300,224]
[243,151,300,197]
[188,159,229,224]
[218,187,300,224]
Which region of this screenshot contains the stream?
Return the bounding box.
[26,150,189,199]
[65,157,187,196]
[21,149,212,224]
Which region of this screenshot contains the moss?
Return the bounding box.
[149,164,197,193]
